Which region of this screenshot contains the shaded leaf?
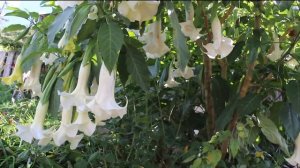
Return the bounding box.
[237,93,262,116]
[286,80,300,114]
[279,103,300,140]
[47,6,75,44]
[166,2,190,71]
[68,4,91,40]
[125,43,151,91]
[229,138,239,158]
[97,21,124,73]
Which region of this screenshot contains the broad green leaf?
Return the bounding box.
[286,80,300,114]
[227,41,245,63]
[216,95,239,130]
[212,77,230,115]
[97,21,124,73]
[229,138,239,158]
[191,158,202,168]
[166,2,190,71]
[259,115,289,156]
[117,46,129,85]
[2,24,26,32]
[183,155,196,163]
[206,150,222,167]
[77,19,97,42]
[14,26,31,42]
[20,32,48,72]
[125,43,151,91]
[5,9,29,19]
[237,93,262,116]
[247,29,261,65]
[68,4,91,40]
[47,6,75,44]
[279,103,300,140]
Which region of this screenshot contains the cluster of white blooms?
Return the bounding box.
[16,62,127,149]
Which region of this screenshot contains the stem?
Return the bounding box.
[196,1,216,136]
[221,1,262,157]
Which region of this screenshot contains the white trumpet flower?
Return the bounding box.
[164,64,180,88]
[53,107,84,149]
[203,16,234,59]
[267,33,284,62]
[56,1,83,10]
[16,100,53,145]
[23,60,43,97]
[59,63,91,112]
[174,66,195,79]
[118,1,160,23]
[179,3,202,41]
[73,111,96,136]
[40,53,58,65]
[286,133,300,166]
[87,63,127,125]
[139,20,170,59]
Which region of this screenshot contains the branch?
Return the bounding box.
[196,1,216,136]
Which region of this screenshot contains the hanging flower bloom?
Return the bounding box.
[59,63,91,112]
[87,63,127,125]
[139,20,170,59]
[267,33,284,62]
[88,5,98,20]
[55,1,83,10]
[285,133,300,166]
[40,53,58,65]
[23,60,43,97]
[15,100,53,145]
[1,56,23,85]
[179,3,202,41]
[164,64,180,88]
[203,16,234,59]
[173,66,195,79]
[73,110,96,136]
[53,107,84,149]
[118,1,160,23]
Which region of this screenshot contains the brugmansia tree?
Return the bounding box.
[1,0,300,167]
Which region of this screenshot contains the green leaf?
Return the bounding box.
[191,158,202,168]
[259,115,289,156]
[279,103,300,140]
[47,6,75,44]
[166,2,190,71]
[286,80,300,114]
[227,41,245,63]
[183,155,196,163]
[117,46,129,85]
[20,32,48,72]
[14,26,31,42]
[5,9,29,19]
[229,138,239,158]
[247,29,261,65]
[68,4,91,40]
[77,19,97,42]
[125,43,151,91]
[216,96,239,130]
[237,93,262,116]
[206,150,222,167]
[97,21,124,73]
[2,24,26,32]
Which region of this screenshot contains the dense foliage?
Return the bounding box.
[0,1,300,167]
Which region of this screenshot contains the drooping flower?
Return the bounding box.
[1,56,23,85]
[267,33,284,62]
[88,5,98,20]
[173,66,195,79]
[59,63,91,112]
[164,64,180,88]
[203,16,234,59]
[73,110,96,136]
[23,60,43,97]
[53,107,84,149]
[179,3,202,41]
[16,100,53,145]
[118,1,160,23]
[87,63,127,125]
[285,133,300,166]
[139,20,170,59]
[55,1,83,10]
[40,53,58,65]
